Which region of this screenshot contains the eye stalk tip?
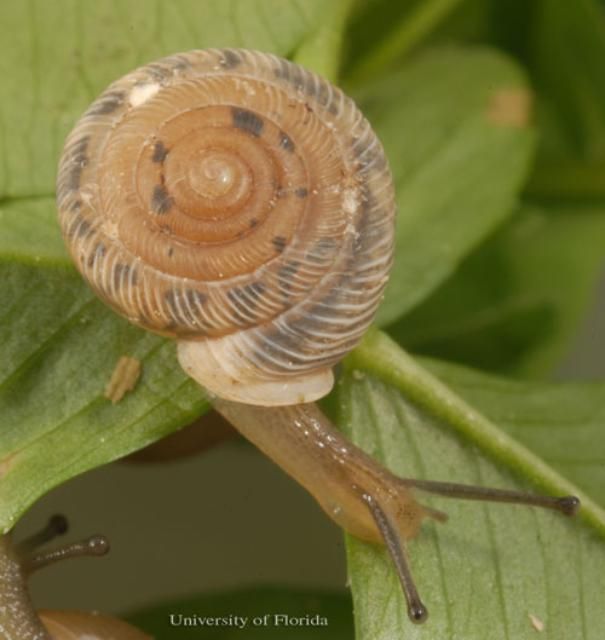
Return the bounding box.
[48,514,69,536]
[409,602,428,624]
[557,495,580,517]
[86,535,110,556]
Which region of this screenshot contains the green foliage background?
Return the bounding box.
[0,0,604,638]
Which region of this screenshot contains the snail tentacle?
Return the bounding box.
[363,494,428,624]
[212,399,435,542]
[0,519,149,640]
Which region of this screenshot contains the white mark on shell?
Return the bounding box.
[129,83,161,107]
[343,188,358,215]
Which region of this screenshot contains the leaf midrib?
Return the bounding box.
[345,330,605,539]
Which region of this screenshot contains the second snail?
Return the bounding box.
[56,49,579,624]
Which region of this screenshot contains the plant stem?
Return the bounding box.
[345,0,465,88]
[345,329,605,538]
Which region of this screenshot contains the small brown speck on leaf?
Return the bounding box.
[0,453,16,480]
[528,613,545,633]
[104,356,142,404]
[487,88,532,127]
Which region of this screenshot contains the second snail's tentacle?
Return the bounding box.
[212,399,431,542]
[23,535,109,575]
[16,515,68,556]
[1,528,149,640]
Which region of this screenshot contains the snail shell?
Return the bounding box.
[39,609,150,639]
[57,49,395,405]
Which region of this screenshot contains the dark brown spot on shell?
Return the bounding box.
[87,91,124,116]
[76,219,92,238]
[227,282,266,316]
[65,136,90,191]
[146,63,171,82]
[293,294,370,351]
[316,82,329,107]
[273,58,290,81]
[219,49,242,69]
[288,63,305,92]
[272,236,287,253]
[303,73,317,98]
[113,263,138,290]
[87,242,106,267]
[295,187,308,199]
[249,218,258,228]
[317,236,336,251]
[164,289,207,326]
[167,247,174,257]
[185,289,207,307]
[151,185,173,214]
[279,132,295,152]
[152,141,169,163]
[170,55,191,72]
[232,108,264,137]
[245,282,266,299]
[258,328,337,370]
[306,237,336,263]
[277,261,300,294]
[66,166,83,192]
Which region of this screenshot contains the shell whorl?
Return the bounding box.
[39,609,150,639]
[57,49,395,405]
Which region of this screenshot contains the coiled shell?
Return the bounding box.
[57,49,395,405]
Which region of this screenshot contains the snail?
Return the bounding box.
[0,515,149,639]
[55,48,579,624]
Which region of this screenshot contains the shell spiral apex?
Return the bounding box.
[57,48,395,405]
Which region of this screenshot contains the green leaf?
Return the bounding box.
[0,262,208,532]
[0,198,67,264]
[343,0,466,87]
[388,203,605,377]
[341,331,605,639]
[293,0,355,82]
[0,0,354,533]
[423,358,605,503]
[127,587,352,639]
[355,48,536,326]
[487,0,605,199]
[529,0,605,162]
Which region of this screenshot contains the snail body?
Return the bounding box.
[0,520,149,640]
[57,48,394,406]
[56,49,579,624]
